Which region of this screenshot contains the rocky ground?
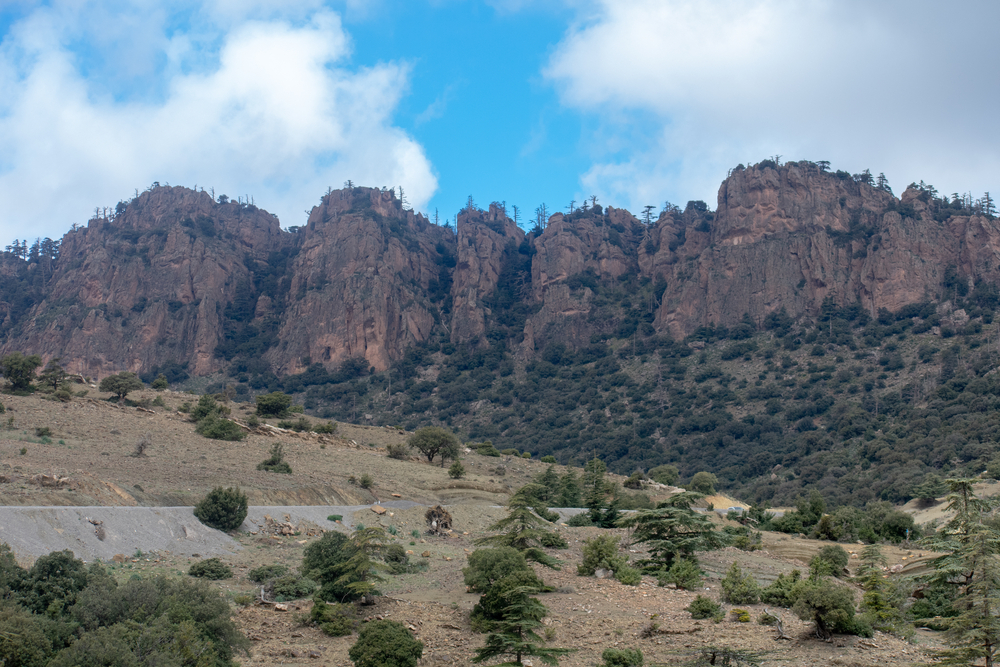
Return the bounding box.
[0,390,946,666]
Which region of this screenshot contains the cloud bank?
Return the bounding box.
[0,2,436,240]
[545,0,1000,210]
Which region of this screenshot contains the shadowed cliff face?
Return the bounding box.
[271,187,456,374]
[3,164,1000,379]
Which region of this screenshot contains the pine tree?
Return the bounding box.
[616,492,723,570]
[937,524,1000,666]
[557,471,580,507]
[337,527,389,604]
[582,457,617,527]
[534,466,559,503]
[472,587,571,666]
[475,486,563,569]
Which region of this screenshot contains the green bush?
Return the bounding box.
[500,448,520,456]
[328,514,343,522]
[810,545,850,578]
[541,455,556,463]
[578,535,627,577]
[648,464,679,486]
[311,600,358,636]
[386,443,410,459]
[195,414,245,441]
[448,461,465,479]
[348,619,423,667]
[256,391,292,417]
[566,513,593,527]
[761,569,802,607]
[686,594,723,620]
[689,471,717,494]
[151,374,168,390]
[248,564,288,583]
[463,547,541,594]
[270,574,318,600]
[470,570,542,630]
[720,561,761,604]
[193,486,248,531]
[358,473,374,489]
[278,417,311,432]
[257,443,292,474]
[730,608,751,622]
[34,426,52,437]
[793,579,871,638]
[658,557,702,591]
[600,647,644,667]
[188,558,232,579]
[615,565,642,586]
[313,422,336,434]
[99,371,144,400]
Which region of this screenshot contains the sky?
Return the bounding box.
[0,0,997,243]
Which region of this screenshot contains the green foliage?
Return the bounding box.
[810,545,849,578]
[730,608,751,622]
[475,485,565,569]
[616,492,724,571]
[577,535,627,577]
[193,485,248,531]
[600,647,644,667]
[248,563,288,583]
[386,442,410,459]
[721,561,761,604]
[408,426,460,466]
[792,579,870,639]
[448,460,465,479]
[303,527,389,603]
[615,565,642,586]
[689,471,717,494]
[313,421,336,434]
[0,352,42,391]
[541,455,556,463]
[583,457,619,527]
[686,594,723,620]
[256,391,292,417]
[648,464,679,486]
[472,583,570,666]
[464,547,542,594]
[188,557,232,579]
[760,570,802,607]
[270,573,318,600]
[311,599,359,636]
[99,371,144,400]
[659,557,702,591]
[151,373,169,390]
[257,443,292,473]
[358,473,374,489]
[349,619,424,667]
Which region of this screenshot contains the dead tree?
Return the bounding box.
[425,505,453,534]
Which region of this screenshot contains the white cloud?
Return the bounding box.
[546,0,1000,210]
[0,3,436,240]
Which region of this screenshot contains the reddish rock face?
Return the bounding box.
[1,186,288,377]
[4,164,1000,379]
[271,187,455,373]
[450,204,524,344]
[651,163,1000,337]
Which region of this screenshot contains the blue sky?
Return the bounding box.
[0,0,998,242]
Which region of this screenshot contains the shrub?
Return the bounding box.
[470,570,542,630]
[522,452,532,459]
[658,557,702,591]
[648,464,679,486]
[761,570,802,607]
[448,461,465,479]
[270,574,318,600]
[463,547,542,594]
[193,486,248,531]
[248,564,288,583]
[721,561,761,604]
[615,565,642,586]
[196,414,245,441]
[500,448,520,456]
[257,443,292,474]
[386,443,410,459]
[600,647,644,666]
[34,426,52,437]
[313,422,336,434]
[689,471,717,494]
[686,594,723,620]
[730,608,751,622]
[311,600,358,636]
[256,391,292,417]
[358,473,374,489]
[810,545,849,578]
[348,619,423,667]
[541,455,556,463]
[99,372,144,400]
[578,535,627,576]
[151,374,169,390]
[328,514,343,522]
[793,579,871,638]
[278,417,311,432]
[624,472,644,489]
[188,558,232,579]
[566,513,593,527]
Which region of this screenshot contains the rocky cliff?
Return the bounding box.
[2,163,998,380]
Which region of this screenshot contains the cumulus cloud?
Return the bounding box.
[0,2,436,240]
[546,0,1000,210]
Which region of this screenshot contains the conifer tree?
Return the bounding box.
[475,486,563,569]
[616,491,723,571]
[472,586,570,666]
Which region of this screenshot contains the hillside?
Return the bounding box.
[0,162,998,503]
